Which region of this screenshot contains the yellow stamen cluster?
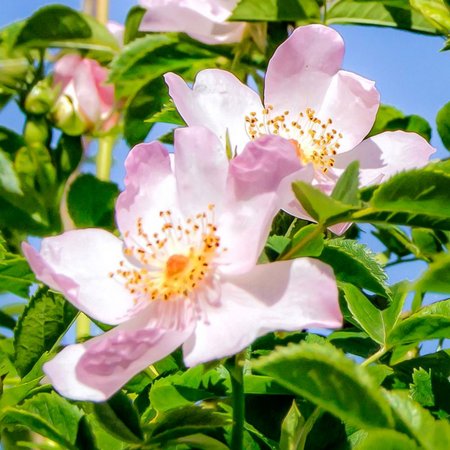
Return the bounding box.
[111,205,221,303]
[244,105,343,173]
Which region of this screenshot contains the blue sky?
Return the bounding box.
[1,2,449,299]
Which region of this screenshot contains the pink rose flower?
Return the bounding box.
[139,0,246,45]
[165,25,435,232]
[23,127,341,401]
[52,54,119,135]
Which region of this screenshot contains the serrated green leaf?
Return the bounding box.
[331,161,360,206]
[1,392,83,449]
[292,181,356,224]
[252,342,394,429]
[0,252,35,298]
[409,368,434,407]
[319,239,389,298]
[385,390,450,450]
[14,287,77,377]
[340,283,385,344]
[388,299,450,346]
[437,101,450,150]
[93,391,143,443]
[67,174,119,229]
[411,0,450,34]
[327,0,440,34]
[354,429,420,450]
[349,167,450,230]
[147,405,231,444]
[230,0,320,21]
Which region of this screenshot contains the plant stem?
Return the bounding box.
[96,135,115,181]
[228,353,245,450]
[361,346,388,367]
[96,0,109,24]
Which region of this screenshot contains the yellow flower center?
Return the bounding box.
[111,205,223,303]
[245,106,343,173]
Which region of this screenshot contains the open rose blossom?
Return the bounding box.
[139,0,246,45]
[165,25,435,231]
[23,127,341,401]
[52,54,119,135]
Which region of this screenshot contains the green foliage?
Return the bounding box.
[386,390,450,450]
[92,391,143,443]
[319,239,389,297]
[409,368,435,407]
[14,287,77,377]
[67,174,119,229]
[1,392,84,449]
[327,0,441,34]
[0,248,35,298]
[253,341,394,429]
[436,101,450,150]
[13,5,119,57]
[1,1,450,448]
[369,104,432,141]
[230,0,320,22]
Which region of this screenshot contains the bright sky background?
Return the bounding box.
[1,2,449,345]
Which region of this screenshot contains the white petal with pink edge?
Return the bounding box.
[44,309,195,401]
[115,141,179,246]
[22,229,140,325]
[334,131,436,187]
[174,127,228,217]
[165,70,263,154]
[183,258,341,366]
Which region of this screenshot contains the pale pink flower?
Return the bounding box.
[165,25,435,232]
[52,54,119,135]
[139,0,246,45]
[23,127,341,401]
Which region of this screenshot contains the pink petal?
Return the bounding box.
[317,70,380,153]
[53,54,83,90]
[73,60,102,124]
[217,135,304,274]
[139,0,244,45]
[116,141,179,244]
[265,25,344,118]
[265,25,379,152]
[183,258,341,366]
[334,131,436,186]
[174,127,228,216]
[165,70,263,154]
[44,310,195,401]
[22,230,139,325]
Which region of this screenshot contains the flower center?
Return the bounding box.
[245,106,343,173]
[166,254,190,278]
[111,205,223,303]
